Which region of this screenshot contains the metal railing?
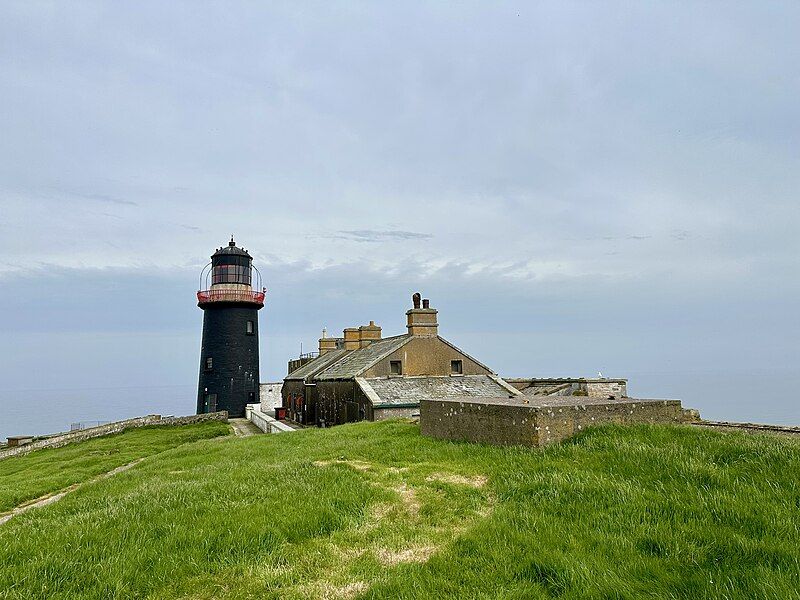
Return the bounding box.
[70,420,111,431]
[197,289,266,305]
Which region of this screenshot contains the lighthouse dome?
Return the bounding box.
[211,237,252,258]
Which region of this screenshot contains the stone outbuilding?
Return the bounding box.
[282,294,520,426]
[421,395,696,448]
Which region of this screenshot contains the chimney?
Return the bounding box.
[343,327,360,351]
[406,292,438,337]
[358,320,382,348]
[318,328,338,355]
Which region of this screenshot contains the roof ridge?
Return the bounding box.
[285,348,349,380]
[314,335,412,380]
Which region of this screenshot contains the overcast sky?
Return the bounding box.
[1,2,798,436]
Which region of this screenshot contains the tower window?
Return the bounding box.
[205,357,213,370]
[390,360,402,375]
[450,360,463,374]
[246,320,254,335]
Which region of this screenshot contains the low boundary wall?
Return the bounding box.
[245,404,297,434]
[692,420,800,437]
[421,396,688,447]
[0,412,229,461]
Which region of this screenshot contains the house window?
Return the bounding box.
[205,357,213,370]
[390,360,402,375]
[451,360,463,374]
[246,320,254,335]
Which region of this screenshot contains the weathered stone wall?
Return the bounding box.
[260,382,283,412]
[420,397,685,447]
[421,400,539,446]
[584,381,627,397]
[534,399,684,446]
[506,378,628,398]
[373,406,419,421]
[0,412,228,461]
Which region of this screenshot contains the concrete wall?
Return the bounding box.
[420,397,685,447]
[0,412,229,461]
[245,404,296,433]
[373,406,419,421]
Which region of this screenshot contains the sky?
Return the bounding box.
[1,2,798,438]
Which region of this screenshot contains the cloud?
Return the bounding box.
[42,187,139,206]
[73,192,138,206]
[331,230,434,243]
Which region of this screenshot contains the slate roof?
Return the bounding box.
[314,335,411,380]
[285,348,349,381]
[361,375,512,407]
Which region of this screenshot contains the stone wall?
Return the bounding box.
[584,380,628,397]
[260,382,283,413]
[373,406,419,421]
[420,397,686,447]
[505,378,628,398]
[0,412,228,461]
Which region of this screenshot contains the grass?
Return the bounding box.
[0,421,798,599]
[0,421,231,513]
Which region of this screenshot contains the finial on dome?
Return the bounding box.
[229,235,236,247]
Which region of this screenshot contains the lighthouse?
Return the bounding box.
[196,237,265,417]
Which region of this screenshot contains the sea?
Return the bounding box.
[0,368,797,441]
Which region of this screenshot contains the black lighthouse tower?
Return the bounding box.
[196,238,265,417]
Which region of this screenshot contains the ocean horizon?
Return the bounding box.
[2,368,797,442]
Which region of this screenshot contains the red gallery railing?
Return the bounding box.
[197,289,266,306]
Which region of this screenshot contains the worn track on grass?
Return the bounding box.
[0,458,145,526]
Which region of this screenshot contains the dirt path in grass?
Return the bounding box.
[0,458,145,526]
[229,418,261,437]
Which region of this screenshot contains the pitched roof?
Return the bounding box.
[285,348,349,381]
[314,335,411,380]
[359,375,513,407]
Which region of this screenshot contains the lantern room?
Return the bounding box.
[197,237,265,307]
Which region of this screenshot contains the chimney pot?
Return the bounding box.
[412,292,421,309]
[406,298,438,337]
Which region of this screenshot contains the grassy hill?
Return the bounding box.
[0,421,230,513]
[0,420,798,599]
